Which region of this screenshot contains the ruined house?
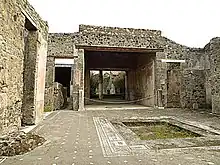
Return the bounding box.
[46,25,220,114]
[0,0,48,136]
[1,0,220,137]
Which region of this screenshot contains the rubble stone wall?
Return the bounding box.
[0,0,25,135]
[48,33,76,58]
[181,70,206,109]
[76,25,162,49]
[209,38,220,113]
[0,0,48,135]
[47,25,220,112]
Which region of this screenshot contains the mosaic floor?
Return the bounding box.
[1,108,220,165]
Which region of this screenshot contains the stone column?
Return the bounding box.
[35,32,48,124]
[73,49,85,111]
[44,56,55,112]
[127,70,135,101]
[125,72,128,100]
[99,70,103,100]
[155,52,167,107]
[22,31,48,124]
[84,68,90,104]
[157,89,163,107]
[72,61,79,111]
[22,31,38,125]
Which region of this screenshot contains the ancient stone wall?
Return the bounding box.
[133,53,155,106]
[19,0,48,40]
[75,25,210,109]
[155,36,210,109]
[0,0,48,135]
[181,70,206,109]
[166,63,181,108]
[209,38,220,113]
[46,33,77,111]
[47,25,219,112]
[48,33,77,57]
[0,0,25,135]
[76,25,162,49]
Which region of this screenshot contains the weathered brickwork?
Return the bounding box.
[0,0,48,135]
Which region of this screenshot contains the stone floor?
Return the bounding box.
[85,103,151,110]
[1,108,220,165]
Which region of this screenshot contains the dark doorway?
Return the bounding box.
[55,67,71,97]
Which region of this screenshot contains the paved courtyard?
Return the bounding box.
[1,108,220,165]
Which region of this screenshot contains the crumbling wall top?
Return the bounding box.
[19,0,48,38]
[48,33,78,57]
[79,24,162,37]
[76,24,163,49]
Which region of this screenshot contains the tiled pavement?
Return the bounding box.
[1,108,220,165]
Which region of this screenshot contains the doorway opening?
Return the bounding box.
[54,58,74,109]
[55,67,71,97]
[83,48,157,110]
[90,70,126,103]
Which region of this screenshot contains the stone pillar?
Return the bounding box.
[84,68,90,104]
[99,70,103,100]
[44,57,55,112]
[22,31,38,125]
[70,66,74,98]
[210,38,220,114]
[125,72,128,100]
[22,31,47,124]
[157,89,163,107]
[127,70,135,101]
[72,49,85,111]
[72,63,79,111]
[155,52,167,107]
[35,32,48,123]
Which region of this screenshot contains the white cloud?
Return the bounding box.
[28,0,220,47]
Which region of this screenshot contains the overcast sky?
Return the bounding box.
[28,0,220,48]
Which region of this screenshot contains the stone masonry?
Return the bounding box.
[0,0,48,136]
[1,0,220,140]
[47,25,220,114]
